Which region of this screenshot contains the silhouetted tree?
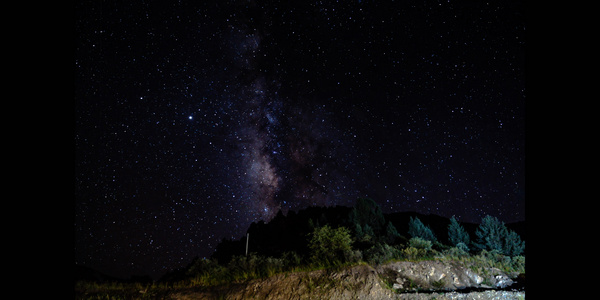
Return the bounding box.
[384,221,401,244]
[348,198,386,234]
[448,215,470,249]
[407,216,437,242]
[503,228,525,256]
[473,215,525,256]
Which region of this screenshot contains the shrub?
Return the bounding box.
[364,243,400,265]
[408,237,432,251]
[282,251,302,268]
[345,249,363,264]
[186,258,227,286]
[469,250,525,275]
[401,246,427,260]
[456,242,470,253]
[186,257,221,277]
[510,255,525,273]
[225,253,285,281]
[308,225,353,266]
[442,245,470,259]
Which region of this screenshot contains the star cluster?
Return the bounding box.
[75,0,524,279]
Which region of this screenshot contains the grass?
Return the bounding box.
[76,249,524,299]
[435,249,525,275]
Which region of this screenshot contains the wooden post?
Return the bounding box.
[245,233,249,256]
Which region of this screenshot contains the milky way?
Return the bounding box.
[233,74,358,220]
[223,23,363,221]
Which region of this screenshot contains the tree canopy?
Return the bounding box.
[407,216,437,242]
[308,225,353,265]
[448,215,470,250]
[474,215,525,256]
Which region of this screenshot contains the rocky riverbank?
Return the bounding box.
[169,260,524,299]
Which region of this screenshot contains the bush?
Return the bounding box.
[510,255,525,273]
[401,247,427,260]
[364,243,400,265]
[186,257,221,277]
[308,225,353,266]
[226,253,285,281]
[345,249,363,264]
[408,237,432,250]
[442,245,470,259]
[469,250,525,275]
[186,258,227,286]
[456,242,470,253]
[282,251,302,268]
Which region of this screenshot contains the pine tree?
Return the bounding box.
[384,221,401,244]
[349,198,386,234]
[503,228,525,256]
[474,215,525,256]
[474,215,506,252]
[408,216,437,242]
[363,224,375,240]
[448,215,470,248]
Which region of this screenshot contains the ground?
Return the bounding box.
[167,260,524,300]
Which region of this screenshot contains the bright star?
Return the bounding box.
[188,115,193,120]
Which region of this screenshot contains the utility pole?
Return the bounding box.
[245,233,249,256]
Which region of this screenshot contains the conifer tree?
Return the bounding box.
[474,215,505,252]
[448,215,470,248]
[473,215,525,256]
[407,216,437,242]
[348,198,386,234]
[503,228,525,256]
[384,221,401,244]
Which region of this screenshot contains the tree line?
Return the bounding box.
[308,198,524,266]
[165,198,524,283]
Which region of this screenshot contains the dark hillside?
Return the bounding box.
[83,202,525,284]
[75,265,123,282]
[211,205,525,264]
[211,205,353,263]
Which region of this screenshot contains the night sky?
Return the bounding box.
[75,0,525,279]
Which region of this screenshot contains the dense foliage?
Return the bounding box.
[165,198,525,285]
[77,199,525,300]
[473,215,525,256]
[407,216,437,242]
[448,215,470,250]
[308,225,354,265]
[349,198,386,235]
